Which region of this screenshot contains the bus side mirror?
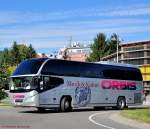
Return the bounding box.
[40,81,44,90]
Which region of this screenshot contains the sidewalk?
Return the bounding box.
[143,101,150,106]
[143,95,150,106]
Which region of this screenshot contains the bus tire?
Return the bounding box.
[60,97,72,112]
[116,97,126,110]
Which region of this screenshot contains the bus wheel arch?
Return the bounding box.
[116,96,126,110]
[60,96,72,112]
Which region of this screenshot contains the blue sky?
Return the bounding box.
[0,0,150,54]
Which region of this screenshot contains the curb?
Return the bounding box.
[143,102,150,106]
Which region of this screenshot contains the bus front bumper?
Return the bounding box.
[9,91,39,107]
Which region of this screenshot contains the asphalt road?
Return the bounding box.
[0,107,149,129]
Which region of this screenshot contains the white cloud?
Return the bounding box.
[0,4,150,25]
[0,18,149,38]
[1,23,150,47]
[101,7,150,16]
[0,3,150,50]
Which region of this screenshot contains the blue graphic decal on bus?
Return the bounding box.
[75,87,91,107]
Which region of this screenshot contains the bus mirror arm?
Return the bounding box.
[40,81,44,90]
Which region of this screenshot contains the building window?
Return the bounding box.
[124,51,144,58]
[147,51,150,56]
[124,59,144,65]
[147,45,150,49]
[147,82,150,86]
[123,46,144,51]
[147,59,150,64]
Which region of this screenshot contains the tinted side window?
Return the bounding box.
[125,69,143,81]
[103,68,125,80]
[137,70,143,81]
[60,61,81,77]
[102,66,143,81]
[13,59,46,75]
[41,60,143,81]
[43,76,64,90]
[41,60,61,75]
[81,63,101,78]
[41,60,81,77]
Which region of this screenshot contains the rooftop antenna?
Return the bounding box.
[69,36,72,47]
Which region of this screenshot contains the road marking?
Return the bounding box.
[88,112,116,129]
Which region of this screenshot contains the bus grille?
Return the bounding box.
[15,99,23,102]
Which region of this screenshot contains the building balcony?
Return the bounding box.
[120,56,150,61]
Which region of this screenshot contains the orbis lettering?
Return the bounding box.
[101,80,136,90]
[13,94,25,98]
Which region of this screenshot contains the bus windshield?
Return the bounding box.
[9,76,39,92]
[13,58,47,76]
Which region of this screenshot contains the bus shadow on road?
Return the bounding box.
[19,107,114,114]
[18,106,150,114]
[19,109,61,114]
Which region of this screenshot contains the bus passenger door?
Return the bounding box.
[39,76,64,106]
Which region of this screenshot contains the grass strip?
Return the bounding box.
[0,97,12,107]
[120,109,150,123]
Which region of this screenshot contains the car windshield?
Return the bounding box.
[9,76,39,92]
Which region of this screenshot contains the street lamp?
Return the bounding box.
[111,35,119,63]
[116,37,119,63]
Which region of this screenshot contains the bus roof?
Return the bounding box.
[38,58,138,69]
[23,58,138,69]
[95,61,138,68]
[11,58,139,77]
[46,59,139,69]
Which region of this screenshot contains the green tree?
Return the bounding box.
[0,42,37,100]
[86,33,110,62]
[18,44,30,60]
[10,42,36,64]
[11,41,20,64]
[6,65,16,76]
[0,51,2,65]
[1,48,12,65]
[0,64,9,100]
[27,44,36,59]
[109,33,120,54]
[63,49,68,60]
[1,42,36,65]
[109,33,118,54]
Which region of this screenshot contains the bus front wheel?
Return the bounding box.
[116,97,126,110]
[60,97,72,112]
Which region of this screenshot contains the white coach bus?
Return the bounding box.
[9,58,143,112]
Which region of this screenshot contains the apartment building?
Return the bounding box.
[102,40,150,95]
[57,43,91,62]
